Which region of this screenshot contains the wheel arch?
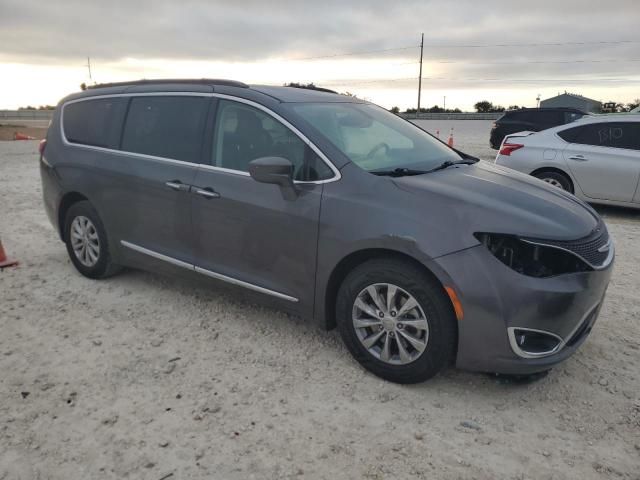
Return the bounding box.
[57,192,89,241]
[530,166,575,194]
[322,248,454,331]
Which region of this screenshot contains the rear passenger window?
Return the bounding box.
[212,100,334,181]
[121,96,209,162]
[63,98,127,149]
[558,122,640,150]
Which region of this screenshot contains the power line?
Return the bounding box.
[322,76,640,86]
[430,58,640,65]
[289,45,419,61]
[282,39,640,63]
[420,39,640,48]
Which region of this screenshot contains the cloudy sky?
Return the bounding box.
[0,0,638,110]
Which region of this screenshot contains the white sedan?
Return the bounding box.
[494,114,640,209]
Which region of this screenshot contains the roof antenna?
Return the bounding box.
[85,56,94,84]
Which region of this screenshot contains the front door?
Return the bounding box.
[191,98,336,309]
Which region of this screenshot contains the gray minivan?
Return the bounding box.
[40,79,614,383]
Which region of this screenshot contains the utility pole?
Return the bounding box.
[86,57,93,83]
[417,33,424,118]
[443,95,446,111]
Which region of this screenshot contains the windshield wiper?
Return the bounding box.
[372,167,429,177]
[423,158,478,174]
[372,159,478,177]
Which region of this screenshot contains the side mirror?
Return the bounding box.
[249,157,298,200]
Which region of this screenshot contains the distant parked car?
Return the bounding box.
[490,108,586,149]
[495,114,640,209]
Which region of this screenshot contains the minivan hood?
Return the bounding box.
[394,161,599,241]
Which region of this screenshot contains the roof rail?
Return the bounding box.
[87,78,249,89]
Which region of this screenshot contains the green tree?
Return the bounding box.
[474,101,505,113]
[626,99,639,111]
[390,106,400,114]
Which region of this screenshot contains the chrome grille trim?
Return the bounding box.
[521,222,614,270]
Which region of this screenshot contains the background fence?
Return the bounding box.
[400,112,501,120]
[0,110,55,121]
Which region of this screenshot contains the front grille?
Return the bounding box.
[525,221,611,267]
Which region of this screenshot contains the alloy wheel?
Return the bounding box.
[70,216,100,267]
[542,177,563,188]
[352,283,429,365]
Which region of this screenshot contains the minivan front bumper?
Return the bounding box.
[433,244,613,375]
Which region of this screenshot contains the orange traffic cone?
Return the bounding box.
[13,132,35,141]
[0,238,18,269]
[447,128,454,147]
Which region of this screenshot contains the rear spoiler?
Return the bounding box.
[500,131,536,147]
[505,131,535,140]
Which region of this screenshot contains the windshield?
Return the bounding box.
[288,103,461,172]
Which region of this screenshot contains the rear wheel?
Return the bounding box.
[336,258,457,384]
[64,201,120,279]
[533,170,573,193]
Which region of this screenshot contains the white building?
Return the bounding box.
[540,92,602,113]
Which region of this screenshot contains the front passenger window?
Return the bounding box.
[213,100,333,181]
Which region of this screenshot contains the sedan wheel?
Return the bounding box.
[542,177,563,189]
[533,171,573,193]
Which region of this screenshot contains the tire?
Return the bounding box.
[63,200,121,279]
[336,258,457,384]
[533,170,573,193]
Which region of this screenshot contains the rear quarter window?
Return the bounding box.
[121,96,210,162]
[63,97,128,148]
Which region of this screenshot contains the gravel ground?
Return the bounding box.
[1,141,639,479]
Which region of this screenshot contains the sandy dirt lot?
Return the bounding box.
[1,141,639,479]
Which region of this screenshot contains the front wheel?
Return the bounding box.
[336,258,457,384]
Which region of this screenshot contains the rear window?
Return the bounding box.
[503,111,527,121]
[121,96,209,162]
[504,110,564,124]
[558,122,640,150]
[564,111,584,123]
[63,98,128,149]
[533,111,564,124]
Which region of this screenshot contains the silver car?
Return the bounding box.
[495,114,640,209]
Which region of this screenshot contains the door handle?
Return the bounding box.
[165,180,190,191]
[194,187,221,199]
[568,155,588,161]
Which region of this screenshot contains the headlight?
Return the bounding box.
[474,232,591,278]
